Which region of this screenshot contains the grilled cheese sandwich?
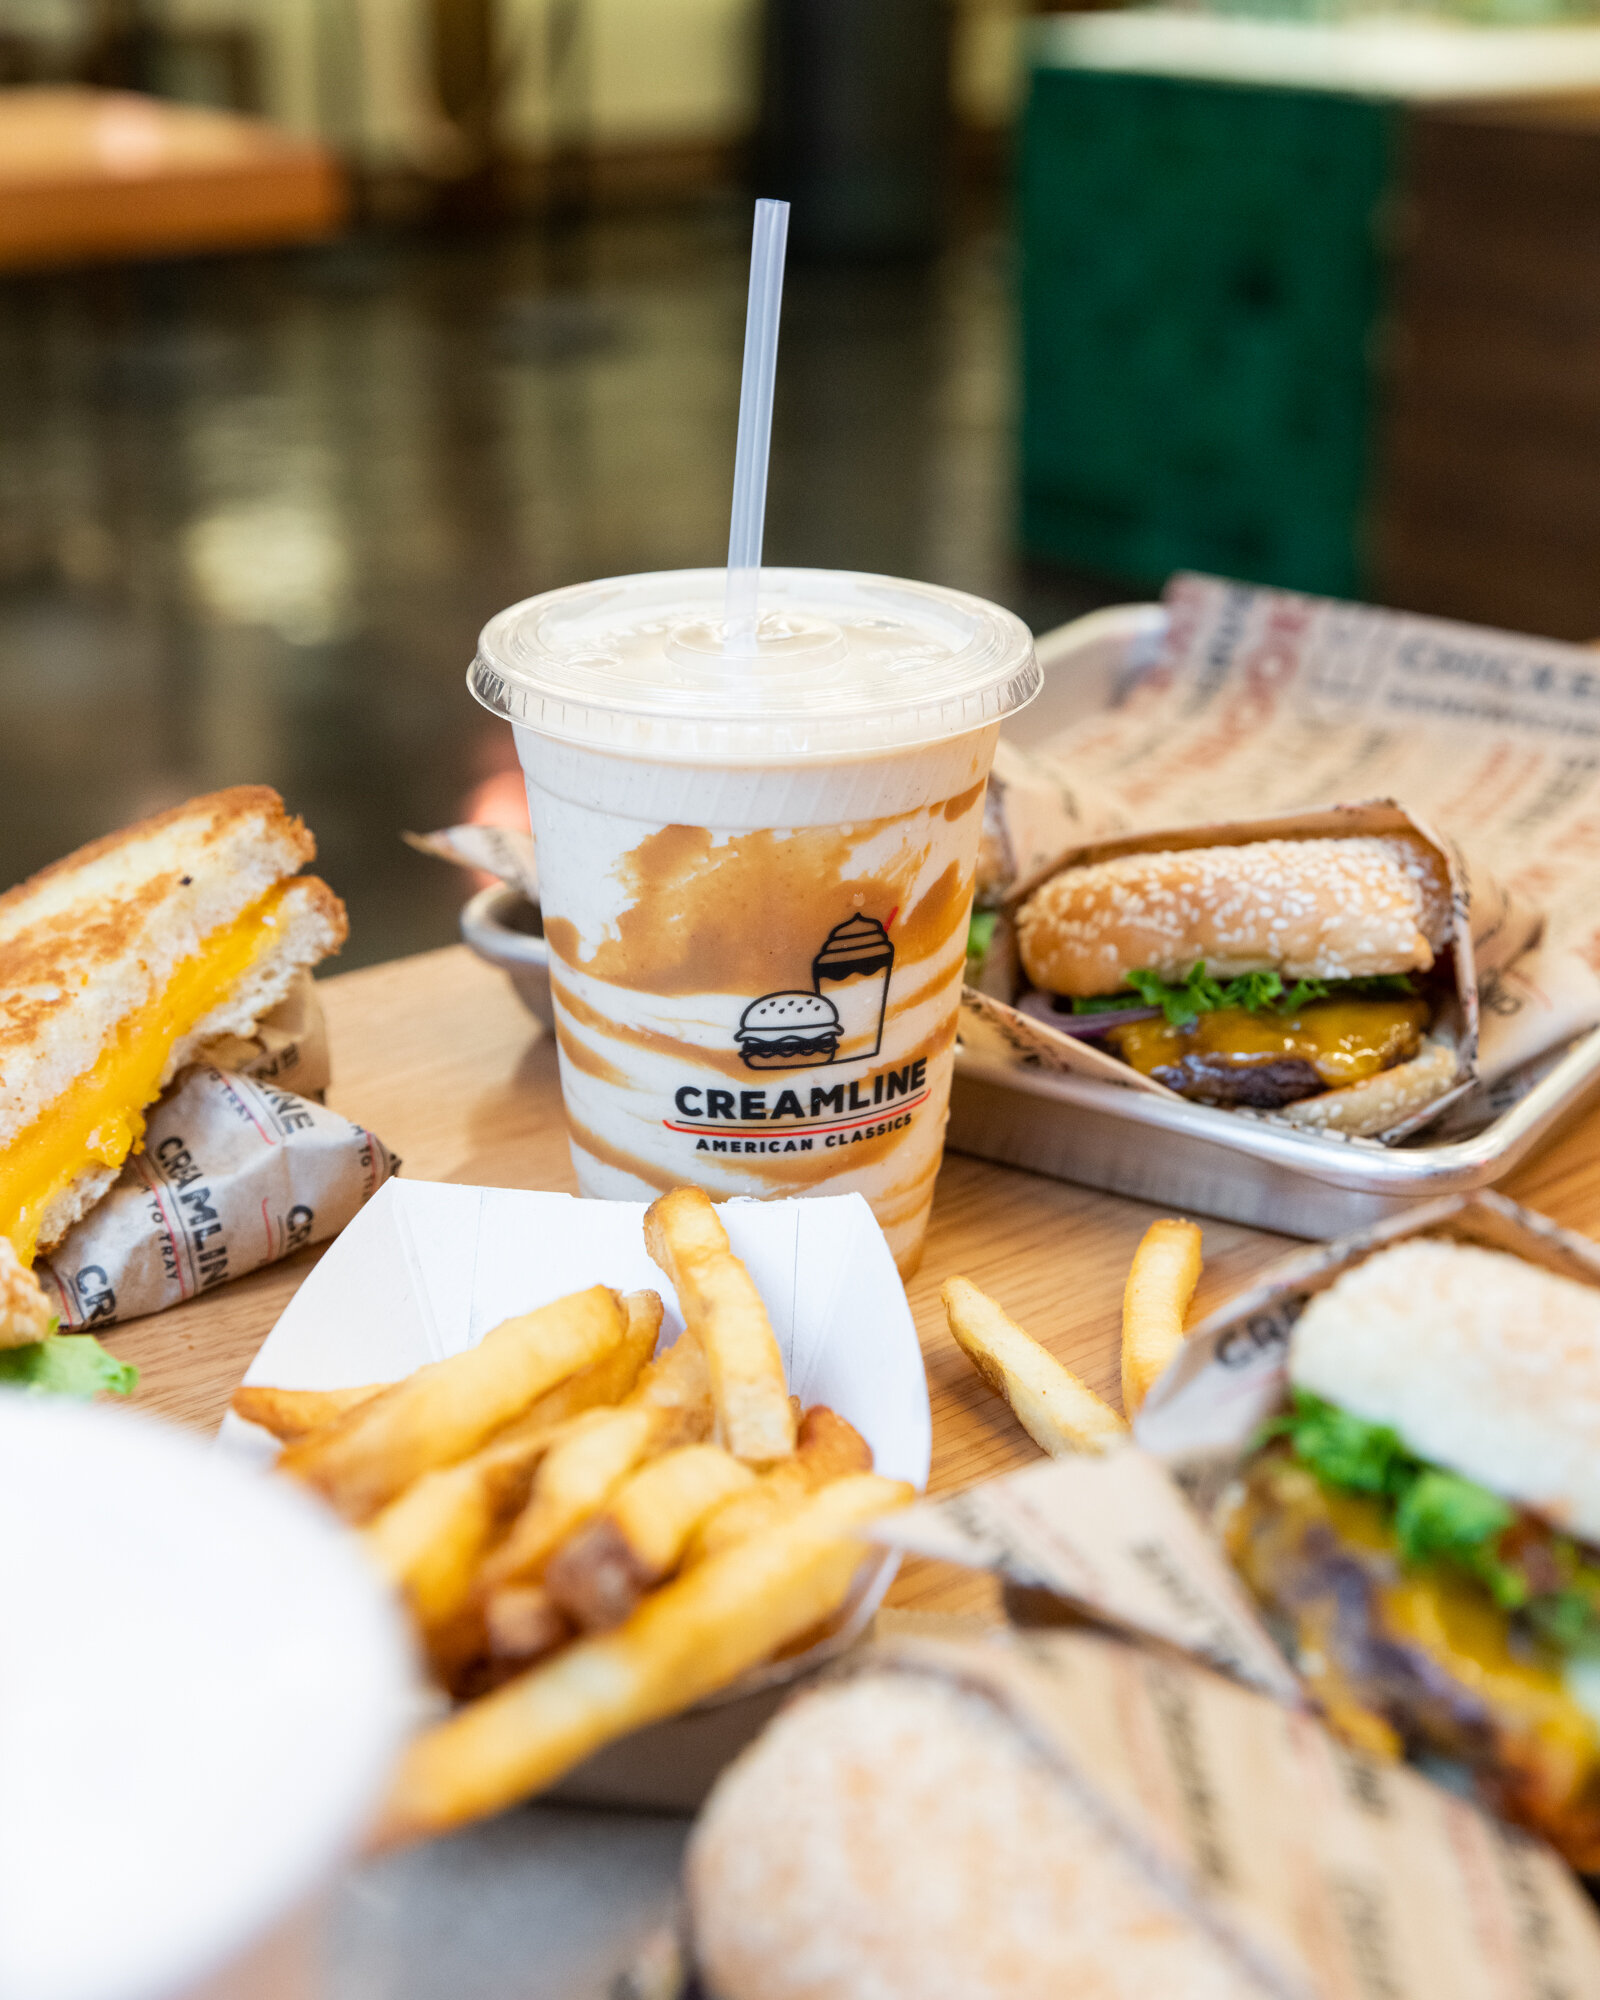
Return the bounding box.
[0,788,346,1263]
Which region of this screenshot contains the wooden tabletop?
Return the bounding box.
[112,943,1600,1621]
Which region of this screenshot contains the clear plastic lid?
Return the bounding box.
[470,567,1040,762]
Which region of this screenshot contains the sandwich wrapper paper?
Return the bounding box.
[976,574,1600,1112]
[976,736,1120,903]
[222,1179,932,1809]
[870,1193,1600,1989]
[814,1629,1600,2000]
[877,1445,1301,1703]
[36,979,400,1330]
[405,824,539,899]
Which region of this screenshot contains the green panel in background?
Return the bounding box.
[1019,67,1397,595]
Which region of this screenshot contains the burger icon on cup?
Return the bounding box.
[735,991,842,1070]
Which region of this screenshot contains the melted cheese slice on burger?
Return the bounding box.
[1110,994,1429,1088]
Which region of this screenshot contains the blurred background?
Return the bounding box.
[1,0,1598,966]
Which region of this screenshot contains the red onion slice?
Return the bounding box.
[1015,989,1163,1037]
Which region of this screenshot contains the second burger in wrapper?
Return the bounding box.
[963,802,1532,1142]
[1204,1207,1600,1873]
[872,1193,1600,1878]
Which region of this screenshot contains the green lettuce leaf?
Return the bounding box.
[1070,989,1151,1015]
[0,1332,138,1399]
[965,908,999,973]
[1395,1470,1515,1575]
[1104,963,1416,1031]
[1259,1389,1412,1496]
[1257,1389,1600,1655]
[1528,1588,1600,1658]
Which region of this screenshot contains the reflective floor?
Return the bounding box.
[0,204,1115,967]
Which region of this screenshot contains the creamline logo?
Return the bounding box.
[671,1055,928,1128]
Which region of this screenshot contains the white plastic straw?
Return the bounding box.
[724,198,790,650]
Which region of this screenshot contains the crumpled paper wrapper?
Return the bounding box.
[406,824,538,900]
[33,981,398,1330]
[1134,1187,1600,1491]
[882,1631,1600,1999]
[194,967,331,1099]
[876,1444,1302,1702]
[876,1196,1600,1633]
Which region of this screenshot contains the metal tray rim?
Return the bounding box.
[953,1024,1600,1199]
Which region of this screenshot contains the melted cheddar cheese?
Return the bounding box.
[1226,1453,1600,1868]
[1110,995,1429,1087]
[1,888,289,1264]
[1381,1572,1600,1791]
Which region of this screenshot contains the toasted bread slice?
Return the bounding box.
[0,1236,51,1349]
[0,787,347,1260]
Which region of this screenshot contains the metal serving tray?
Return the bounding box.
[947,604,1600,1238]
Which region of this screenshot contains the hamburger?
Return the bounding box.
[735,992,840,1070]
[1013,832,1459,1136]
[1224,1235,1600,1869]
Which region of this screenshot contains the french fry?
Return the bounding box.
[412,1404,675,1683]
[452,1588,574,1702]
[688,1405,873,1565]
[231,1383,391,1442]
[479,1398,702,1596]
[278,1285,628,1523]
[378,1471,913,1842]
[495,1288,663,1444]
[1120,1219,1202,1418]
[252,1293,656,1467]
[384,1312,684,1672]
[362,1292,664,1643]
[544,1443,758,1630]
[366,1458,502,1634]
[942,1276,1126,1456]
[623,1324,712,1421]
[644,1187,795,1465]
[484,1585,570,1669]
[362,1415,560,1626]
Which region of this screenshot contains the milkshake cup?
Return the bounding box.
[469,565,1038,1273]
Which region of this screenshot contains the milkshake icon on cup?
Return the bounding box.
[812,915,894,1063]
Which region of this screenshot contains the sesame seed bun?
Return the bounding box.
[1290,1237,1600,1542]
[687,1671,1269,2000]
[1275,1032,1459,1137]
[1015,835,1453,1000]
